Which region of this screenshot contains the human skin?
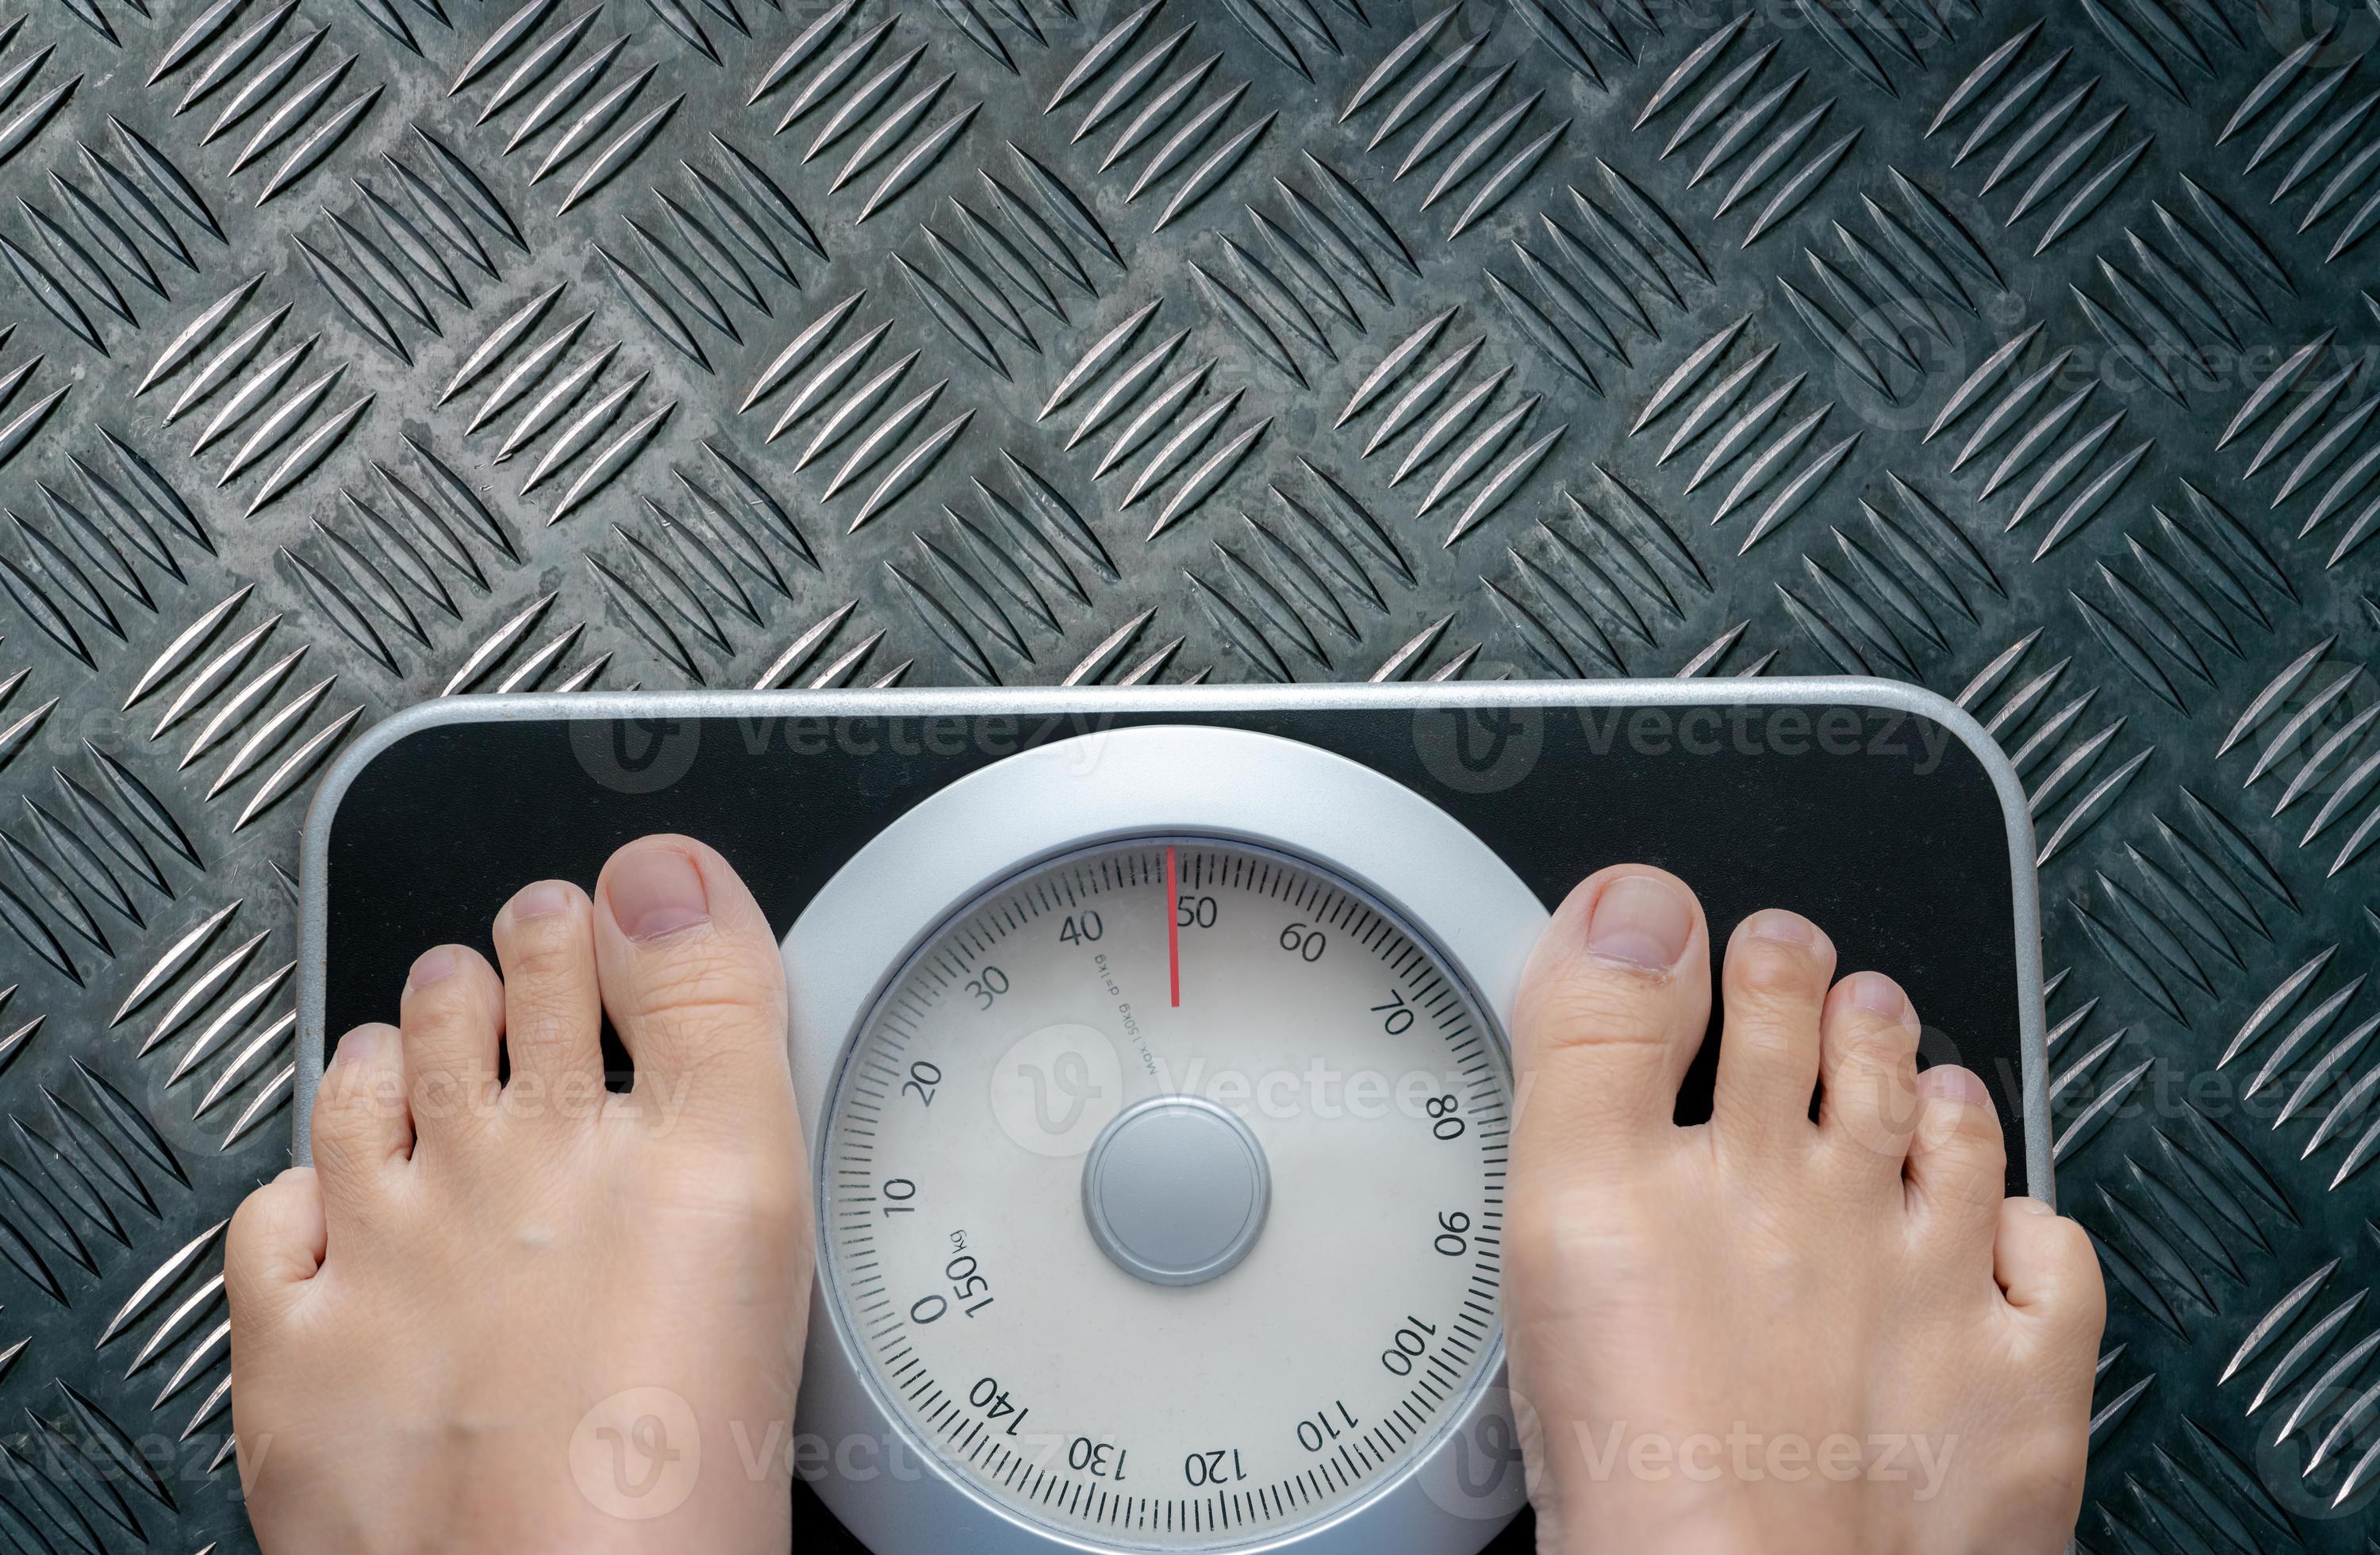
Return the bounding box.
[1504,866,2103,1555]
[227,847,2102,1555]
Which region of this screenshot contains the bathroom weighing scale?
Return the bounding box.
[295,680,2049,1555]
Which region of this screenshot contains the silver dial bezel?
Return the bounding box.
[782,725,1545,1555]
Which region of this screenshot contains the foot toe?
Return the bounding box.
[227,1166,325,1323]
[1818,970,1923,1170]
[397,944,505,1141]
[490,880,602,1115]
[1512,866,1711,1169]
[1995,1197,2106,1343]
[1902,1064,2007,1258]
[592,834,793,1126]
[1710,909,1834,1155]
[309,1023,411,1203]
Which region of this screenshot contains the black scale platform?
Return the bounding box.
[309,685,2040,1553]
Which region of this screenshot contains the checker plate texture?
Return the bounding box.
[0,0,2374,1547]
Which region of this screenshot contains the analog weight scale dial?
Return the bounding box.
[784,725,1549,1554]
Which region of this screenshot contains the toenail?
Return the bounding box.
[1744,908,1815,946]
[510,881,575,922]
[608,847,711,942]
[406,946,459,992]
[2013,1196,2056,1216]
[332,1026,383,1066]
[1584,874,1694,971]
[1917,1065,1989,1107]
[1849,971,1917,1029]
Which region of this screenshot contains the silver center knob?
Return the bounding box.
[1081,1096,1271,1288]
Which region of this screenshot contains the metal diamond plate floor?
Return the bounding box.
[0,0,2374,1548]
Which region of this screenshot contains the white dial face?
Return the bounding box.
[820,835,1511,1551]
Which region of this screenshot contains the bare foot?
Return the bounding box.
[227,835,811,1553]
[1506,866,2104,1555]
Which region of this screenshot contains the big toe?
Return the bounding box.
[593,834,794,1133]
[1513,866,1712,1175]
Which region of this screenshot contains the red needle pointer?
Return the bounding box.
[1164,843,1181,1008]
